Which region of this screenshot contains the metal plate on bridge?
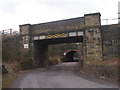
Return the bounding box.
[69,32,77,37]
[33,36,39,40]
[45,33,68,39]
[78,31,83,36]
[39,35,45,40]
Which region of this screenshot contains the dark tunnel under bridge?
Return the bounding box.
[63,49,80,62]
[33,36,83,67]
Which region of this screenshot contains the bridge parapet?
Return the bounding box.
[20,13,101,36]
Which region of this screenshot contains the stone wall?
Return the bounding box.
[32,17,85,35]
[84,63,118,81]
[101,24,118,60]
[84,13,103,61]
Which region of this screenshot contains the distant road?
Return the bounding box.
[11,62,118,88]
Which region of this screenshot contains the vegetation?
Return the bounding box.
[2,33,26,88]
[2,34,22,62]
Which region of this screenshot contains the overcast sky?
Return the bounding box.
[0,0,119,31]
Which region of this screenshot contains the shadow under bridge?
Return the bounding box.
[33,36,83,67]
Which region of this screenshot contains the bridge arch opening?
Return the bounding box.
[63,49,80,62]
[33,36,83,67]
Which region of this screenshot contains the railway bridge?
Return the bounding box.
[20,12,119,67]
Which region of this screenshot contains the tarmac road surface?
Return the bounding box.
[11,62,118,88]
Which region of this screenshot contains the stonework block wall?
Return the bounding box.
[20,24,31,35]
[19,24,32,61]
[84,13,101,27]
[84,27,103,61]
[84,63,118,81]
[101,24,118,60]
[32,17,85,36]
[84,13,103,61]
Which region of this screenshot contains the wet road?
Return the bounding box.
[11,62,118,88]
